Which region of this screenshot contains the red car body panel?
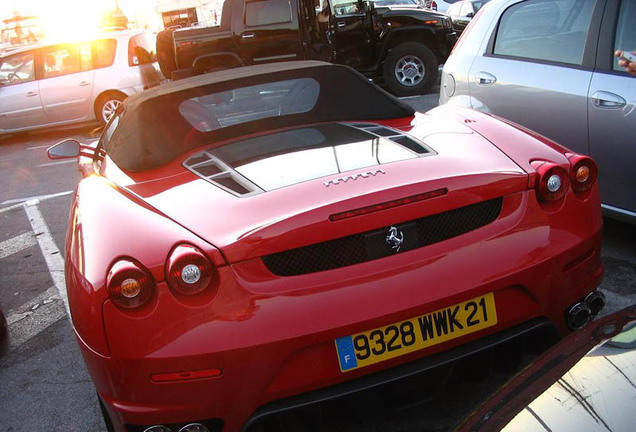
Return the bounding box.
[58,64,604,432]
[120,112,529,263]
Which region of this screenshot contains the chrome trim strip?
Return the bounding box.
[253,54,298,62]
[601,204,636,218]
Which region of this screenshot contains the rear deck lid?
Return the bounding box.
[182,122,436,196]
[132,116,528,264]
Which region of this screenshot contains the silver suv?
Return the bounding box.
[440,0,636,222]
[0,30,163,133]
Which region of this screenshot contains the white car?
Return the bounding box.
[439,0,636,222]
[425,0,460,12]
[0,30,163,134]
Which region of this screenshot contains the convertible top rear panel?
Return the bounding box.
[105,62,415,171]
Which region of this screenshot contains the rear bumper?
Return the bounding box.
[243,317,556,431]
[77,190,604,432]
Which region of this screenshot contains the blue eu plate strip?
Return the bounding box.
[336,336,357,371]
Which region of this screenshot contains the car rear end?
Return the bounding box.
[70,63,603,432]
[84,118,601,432]
[92,30,163,99]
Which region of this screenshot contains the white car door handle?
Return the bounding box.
[79,81,91,87]
[26,91,38,97]
[241,32,255,39]
[475,72,497,86]
[591,91,626,109]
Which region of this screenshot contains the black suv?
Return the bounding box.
[157,0,456,95]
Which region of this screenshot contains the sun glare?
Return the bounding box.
[37,0,115,42]
[3,0,118,42]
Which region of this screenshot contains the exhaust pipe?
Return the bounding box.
[566,302,592,330]
[584,291,606,316]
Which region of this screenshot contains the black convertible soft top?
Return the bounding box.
[105,61,415,172]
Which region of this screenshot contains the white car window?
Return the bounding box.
[613,0,636,72]
[93,39,117,69]
[0,51,35,85]
[493,0,597,65]
[129,33,156,66]
[42,45,82,78]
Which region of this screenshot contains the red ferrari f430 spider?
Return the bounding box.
[48,61,604,432]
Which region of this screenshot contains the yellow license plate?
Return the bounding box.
[335,293,497,372]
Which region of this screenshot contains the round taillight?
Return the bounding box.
[166,244,216,296]
[107,259,155,309]
[546,174,562,193]
[533,161,569,202]
[568,154,598,194]
[575,166,590,183]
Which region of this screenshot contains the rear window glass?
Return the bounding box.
[493,0,596,65]
[129,32,156,66]
[93,39,117,69]
[179,77,320,132]
[245,0,292,26]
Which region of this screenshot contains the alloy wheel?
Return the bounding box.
[394,55,426,87]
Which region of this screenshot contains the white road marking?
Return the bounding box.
[5,285,66,348]
[24,200,69,316]
[1,190,73,206]
[0,232,37,260]
[0,202,26,214]
[1,193,72,347]
[37,159,76,167]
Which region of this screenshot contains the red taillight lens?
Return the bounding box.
[107,259,155,309]
[531,161,569,202]
[166,244,217,296]
[567,154,598,194]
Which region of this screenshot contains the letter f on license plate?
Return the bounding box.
[335,293,497,372]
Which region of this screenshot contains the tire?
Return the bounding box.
[383,42,438,96]
[95,92,125,126]
[156,29,177,79]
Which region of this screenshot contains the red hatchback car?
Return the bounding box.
[48,61,604,432]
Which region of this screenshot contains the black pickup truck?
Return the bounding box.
[156,0,456,95]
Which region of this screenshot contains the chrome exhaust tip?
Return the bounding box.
[584,291,606,316]
[567,302,592,330]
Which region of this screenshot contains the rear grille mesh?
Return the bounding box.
[262,198,503,276]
